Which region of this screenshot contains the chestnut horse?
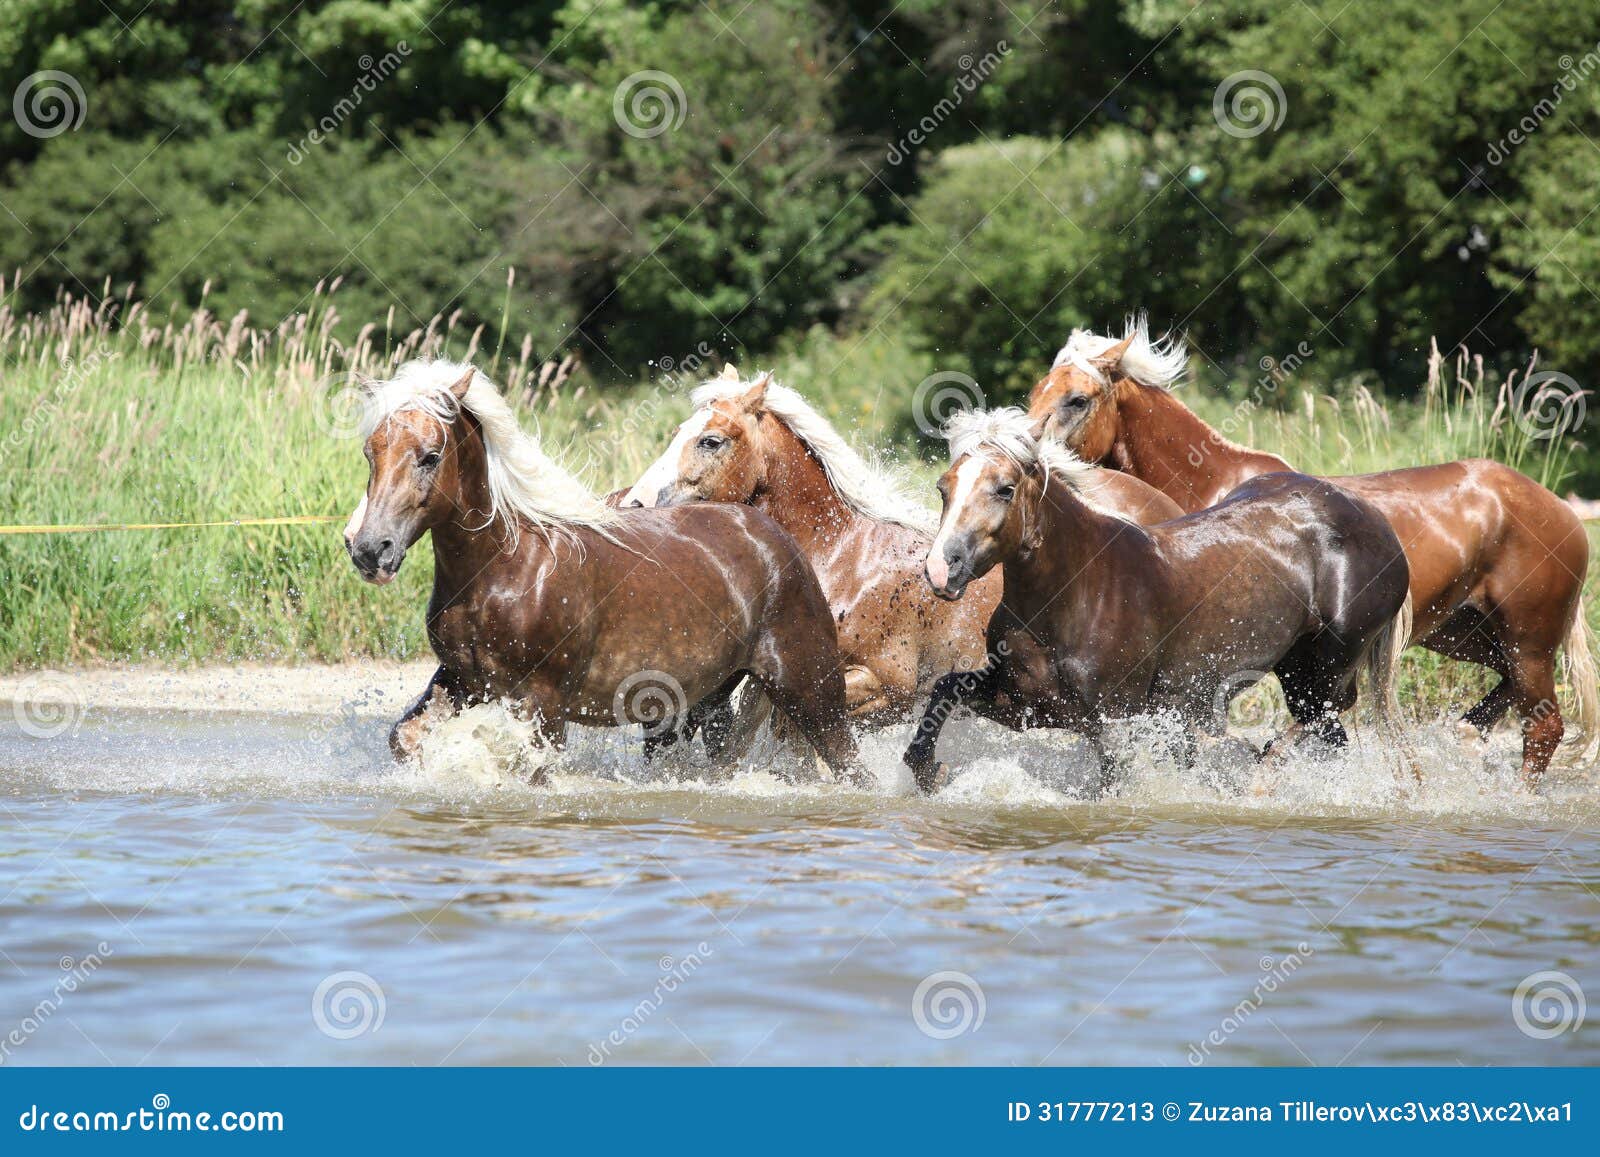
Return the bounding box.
[1028,319,1599,787]
[903,410,1411,794]
[623,367,1182,721]
[342,360,858,777]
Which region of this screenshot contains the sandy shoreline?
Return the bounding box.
[0,660,437,718]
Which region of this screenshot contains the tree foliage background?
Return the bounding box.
[4,0,1599,414]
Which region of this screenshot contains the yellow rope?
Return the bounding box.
[0,515,342,536]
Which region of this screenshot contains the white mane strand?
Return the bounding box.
[692,374,937,534]
[943,407,1128,519]
[1051,312,1188,388]
[360,358,618,543]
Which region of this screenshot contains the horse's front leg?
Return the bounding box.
[904,664,1004,793]
[389,666,462,760]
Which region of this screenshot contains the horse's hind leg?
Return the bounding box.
[750,643,860,783]
[688,675,745,762]
[1510,655,1563,789]
[1271,635,1363,750]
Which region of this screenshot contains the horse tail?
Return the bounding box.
[1558,596,1600,769]
[1367,592,1420,786]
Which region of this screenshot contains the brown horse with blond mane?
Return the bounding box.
[1028,318,1599,787]
[904,409,1411,794]
[342,359,858,777]
[624,367,1182,722]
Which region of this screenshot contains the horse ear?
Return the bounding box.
[448,367,475,400]
[1092,334,1136,373]
[738,372,771,413]
[718,364,741,382]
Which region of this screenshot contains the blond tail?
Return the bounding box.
[1558,595,1600,769]
[1367,592,1419,786]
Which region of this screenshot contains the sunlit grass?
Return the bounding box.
[0,281,1587,679]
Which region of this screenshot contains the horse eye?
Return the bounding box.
[995,484,1016,501]
[1065,394,1090,410]
[698,435,726,452]
[418,450,442,469]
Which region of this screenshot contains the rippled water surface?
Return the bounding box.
[2,700,1598,1066]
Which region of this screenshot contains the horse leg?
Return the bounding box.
[389,666,461,760]
[1420,608,1516,736]
[1510,656,1564,790]
[903,665,1002,793]
[687,676,744,763]
[845,661,918,726]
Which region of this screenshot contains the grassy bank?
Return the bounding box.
[1,284,1588,721]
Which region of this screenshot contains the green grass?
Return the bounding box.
[0,288,1589,700]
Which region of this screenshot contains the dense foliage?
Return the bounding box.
[4,0,1599,406]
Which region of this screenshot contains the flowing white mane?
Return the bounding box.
[943,407,1127,518]
[1051,313,1188,388]
[360,359,618,543]
[692,372,937,533]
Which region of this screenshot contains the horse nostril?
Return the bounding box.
[378,538,394,554]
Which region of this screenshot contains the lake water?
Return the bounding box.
[1,700,1597,1066]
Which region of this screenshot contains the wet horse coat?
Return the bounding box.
[1029,319,1597,786]
[904,410,1411,794]
[625,370,1182,721]
[344,360,858,776]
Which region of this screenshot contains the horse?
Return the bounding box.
[903,409,1411,795]
[622,367,1183,722]
[341,359,859,779]
[1027,317,1599,787]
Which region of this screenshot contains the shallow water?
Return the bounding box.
[1,698,1598,1066]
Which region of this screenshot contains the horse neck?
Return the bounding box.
[1112,381,1288,512]
[1005,475,1147,612]
[425,426,509,597]
[751,415,862,551]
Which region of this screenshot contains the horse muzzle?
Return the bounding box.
[924,549,972,602]
[348,535,406,585]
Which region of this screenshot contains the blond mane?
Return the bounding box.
[943,407,1130,520]
[360,359,618,544]
[1051,312,1188,388]
[692,372,936,533]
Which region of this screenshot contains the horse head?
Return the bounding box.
[1026,332,1133,462]
[345,367,480,584]
[624,368,773,508]
[925,409,1049,601]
